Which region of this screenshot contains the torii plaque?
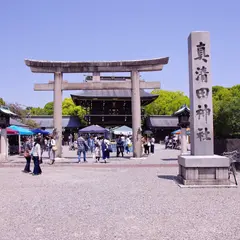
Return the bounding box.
[25,58,169,158]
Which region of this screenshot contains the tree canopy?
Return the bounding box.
[28,98,86,124]
[144,90,190,115]
[213,85,240,137]
[0,98,5,106]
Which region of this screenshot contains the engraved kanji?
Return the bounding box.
[195,66,209,82]
[194,42,209,62]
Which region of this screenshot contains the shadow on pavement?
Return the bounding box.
[157,175,177,181]
[161,158,178,161]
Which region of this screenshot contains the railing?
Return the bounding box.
[223,150,240,185]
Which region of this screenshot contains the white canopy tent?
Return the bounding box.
[113,125,132,136]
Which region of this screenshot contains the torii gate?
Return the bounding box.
[25,58,169,158]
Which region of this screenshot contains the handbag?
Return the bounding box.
[52,146,57,151]
[107,145,113,152]
[24,151,30,158]
[39,157,43,164]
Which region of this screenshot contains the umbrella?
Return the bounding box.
[32,128,50,135]
[79,125,109,134]
[9,125,33,135]
[143,130,153,135]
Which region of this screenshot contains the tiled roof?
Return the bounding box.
[71,89,157,98]
[29,116,81,128]
[10,118,28,127]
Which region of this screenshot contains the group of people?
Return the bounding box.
[76,134,133,162]
[22,134,57,175]
[76,135,112,163]
[142,136,155,155]
[116,135,132,157]
[21,132,156,173]
[164,134,180,149]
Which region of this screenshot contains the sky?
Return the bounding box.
[1,0,240,108]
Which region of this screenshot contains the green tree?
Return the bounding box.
[28,106,46,115]
[0,98,5,106]
[43,102,54,115]
[144,90,190,115]
[213,85,240,137]
[23,119,40,129]
[8,103,27,120]
[62,98,86,124]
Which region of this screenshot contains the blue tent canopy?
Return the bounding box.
[32,129,50,135]
[79,125,109,133]
[9,125,33,135]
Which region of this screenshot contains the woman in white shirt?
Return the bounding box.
[31,138,42,175]
[50,136,56,165]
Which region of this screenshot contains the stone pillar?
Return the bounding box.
[93,72,100,81]
[180,128,188,155]
[131,70,142,158]
[54,72,63,158]
[0,128,7,161]
[178,31,230,185]
[189,32,213,155]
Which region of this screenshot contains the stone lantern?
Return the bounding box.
[173,105,190,154]
[0,106,17,161]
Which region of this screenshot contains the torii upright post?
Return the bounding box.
[53,72,63,157]
[131,70,142,157]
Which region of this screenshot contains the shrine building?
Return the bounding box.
[71,76,158,127]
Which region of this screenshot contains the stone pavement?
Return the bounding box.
[0,156,240,240]
[4,144,179,167]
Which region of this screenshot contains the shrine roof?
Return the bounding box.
[0,106,17,116]
[24,57,169,73]
[29,116,81,128]
[71,89,158,99]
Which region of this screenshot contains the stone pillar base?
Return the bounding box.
[0,153,7,162]
[178,155,230,185]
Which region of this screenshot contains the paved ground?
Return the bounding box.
[1,145,240,240]
[6,144,179,166]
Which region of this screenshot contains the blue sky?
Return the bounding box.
[1,0,239,107]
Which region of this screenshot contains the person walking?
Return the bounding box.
[150,136,155,154]
[94,137,101,162]
[116,136,124,157]
[102,138,111,163]
[88,135,95,154]
[143,136,150,155]
[22,138,32,173]
[125,136,132,154]
[50,136,56,165]
[31,138,42,176]
[77,135,88,163]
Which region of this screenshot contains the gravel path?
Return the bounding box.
[0,165,240,240]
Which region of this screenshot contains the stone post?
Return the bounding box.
[131,70,142,158]
[180,128,188,155]
[188,32,214,155]
[0,128,7,161]
[178,31,230,185]
[54,72,63,158]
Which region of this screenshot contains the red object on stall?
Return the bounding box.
[0,128,19,135]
